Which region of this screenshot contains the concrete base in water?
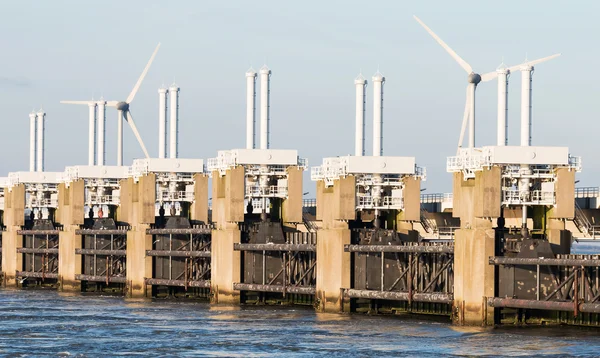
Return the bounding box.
[57,180,85,292]
[452,227,495,325]
[126,225,152,298]
[211,227,241,304]
[315,228,350,313]
[2,184,24,288]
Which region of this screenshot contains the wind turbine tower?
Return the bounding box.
[158,86,168,159]
[87,102,97,165]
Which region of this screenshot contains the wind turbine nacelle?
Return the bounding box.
[468,73,481,84]
[116,102,129,111]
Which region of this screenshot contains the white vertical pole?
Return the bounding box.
[117,109,123,166]
[29,112,37,171]
[158,87,168,159]
[497,68,509,146]
[372,72,385,156]
[259,65,271,150]
[355,75,367,156]
[468,84,476,148]
[520,65,533,146]
[36,110,45,172]
[169,84,179,158]
[88,102,97,165]
[97,100,106,165]
[246,69,257,149]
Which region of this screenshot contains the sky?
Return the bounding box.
[0,0,598,195]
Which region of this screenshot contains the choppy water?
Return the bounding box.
[0,290,599,357]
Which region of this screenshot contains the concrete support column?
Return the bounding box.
[281,166,303,225]
[211,166,245,304]
[1,184,25,287]
[451,168,501,325]
[546,168,575,254]
[190,173,209,224]
[315,176,355,312]
[57,180,85,291]
[121,175,156,297]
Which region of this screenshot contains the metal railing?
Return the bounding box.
[28,197,58,207]
[575,187,599,198]
[87,194,120,205]
[159,191,194,202]
[302,198,317,208]
[502,189,555,206]
[420,193,453,203]
[245,185,288,198]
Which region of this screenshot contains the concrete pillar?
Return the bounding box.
[211,166,245,303]
[57,180,85,291]
[451,167,500,325]
[121,174,156,297]
[315,176,355,312]
[2,184,25,287]
[546,168,575,254]
[190,173,209,224]
[281,166,303,225]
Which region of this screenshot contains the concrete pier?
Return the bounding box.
[315,176,354,312]
[451,168,499,325]
[120,175,155,298]
[2,184,24,287]
[210,166,244,303]
[57,180,84,291]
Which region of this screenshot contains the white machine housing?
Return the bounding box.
[311,155,426,211]
[60,165,129,219]
[130,158,206,217]
[8,171,61,220]
[207,149,307,213]
[447,146,581,207]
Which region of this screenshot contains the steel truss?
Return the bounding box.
[345,242,454,305]
[76,229,128,284]
[146,229,211,290]
[234,232,317,297]
[16,229,60,283]
[489,254,600,316]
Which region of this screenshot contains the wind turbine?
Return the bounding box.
[62,43,160,165]
[413,16,559,150]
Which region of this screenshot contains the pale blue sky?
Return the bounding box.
[0,0,598,193]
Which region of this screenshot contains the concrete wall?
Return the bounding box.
[401,177,421,222]
[315,176,355,312]
[57,180,84,291]
[190,173,209,224]
[211,166,245,303]
[281,166,303,224]
[452,169,499,325]
[121,174,155,297]
[2,184,24,287]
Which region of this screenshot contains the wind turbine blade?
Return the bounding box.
[507,53,561,72]
[126,43,161,104]
[60,100,92,105]
[413,15,473,74]
[106,101,119,107]
[457,86,470,150]
[480,71,498,82]
[125,111,150,158]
